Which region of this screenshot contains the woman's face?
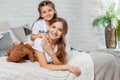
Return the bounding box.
[49,21,63,40]
[40,5,56,21]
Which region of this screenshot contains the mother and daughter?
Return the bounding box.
[16,0,81,77]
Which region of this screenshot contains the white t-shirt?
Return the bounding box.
[27,19,48,44]
[32,19,48,34]
[32,38,58,63]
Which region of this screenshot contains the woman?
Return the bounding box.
[33,17,81,77]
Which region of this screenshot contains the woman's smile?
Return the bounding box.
[49,22,63,40]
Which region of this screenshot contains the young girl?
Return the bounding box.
[14,0,56,45]
[33,17,81,77]
[31,0,57,40]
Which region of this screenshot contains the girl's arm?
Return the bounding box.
[35,50,81,77]
[31,33,47,41]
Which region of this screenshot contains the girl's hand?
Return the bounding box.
[41,32,47,39]
[67,65,81,77]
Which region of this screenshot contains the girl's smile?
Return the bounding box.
[41,5,56,21]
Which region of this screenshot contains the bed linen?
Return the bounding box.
[89,52,120,80]
[0,50,94,80]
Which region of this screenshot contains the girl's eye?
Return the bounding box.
[42,11,46,14]
[48,9,52,12]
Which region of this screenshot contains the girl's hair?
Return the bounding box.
[37,0,57,21]
[49,17,68,64]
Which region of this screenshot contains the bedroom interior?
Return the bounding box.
[0,0,120,80]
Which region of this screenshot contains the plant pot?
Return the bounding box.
[105,24,117,48]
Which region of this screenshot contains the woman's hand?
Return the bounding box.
[67,65,81,77]
[41,37,53,56]
[41,37,63,65]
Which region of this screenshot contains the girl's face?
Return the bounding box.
[49,21,63,40]
[40,5,56,21]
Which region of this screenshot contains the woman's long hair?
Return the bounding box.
[49,17,68,64]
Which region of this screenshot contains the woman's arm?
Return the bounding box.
[35,50,81,77]
[50,51,63,65]
[41,39,63,65]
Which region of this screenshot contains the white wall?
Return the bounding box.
[0,0,119,51]
[0,0,40,26]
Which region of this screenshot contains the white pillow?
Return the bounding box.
[11,24,31,42]
[25,35,33,44]
[0,21,19,43]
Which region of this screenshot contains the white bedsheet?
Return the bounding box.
[0,50,94,80]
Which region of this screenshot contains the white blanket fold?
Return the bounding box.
[67,50,94,80]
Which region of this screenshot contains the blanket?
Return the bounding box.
[0,50,94,80]
[89,51,120,80]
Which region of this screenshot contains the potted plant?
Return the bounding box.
[92,3,120,48]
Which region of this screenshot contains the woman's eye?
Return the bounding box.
[58,29,62,32]
[52,26,56,28]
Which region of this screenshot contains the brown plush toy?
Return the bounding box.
[6,42,37,63]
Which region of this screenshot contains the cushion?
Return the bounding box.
[23,27,32,36]
[11,24,31,42]
[0,21,19,42]
[0,30,19,42]
[0,32,13,50]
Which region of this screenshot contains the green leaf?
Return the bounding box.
[93,16,104,27]
[92,2,120,28]
[116,20,120,40]
[107,3,115,13]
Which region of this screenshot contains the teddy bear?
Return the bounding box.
[6,42,37,63]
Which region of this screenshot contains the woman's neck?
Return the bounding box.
[48,38,58,50]
[48,37,57,45]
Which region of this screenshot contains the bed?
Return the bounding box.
[0,50,119,80]
[0,50,94,80]
[0,21,119,80]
